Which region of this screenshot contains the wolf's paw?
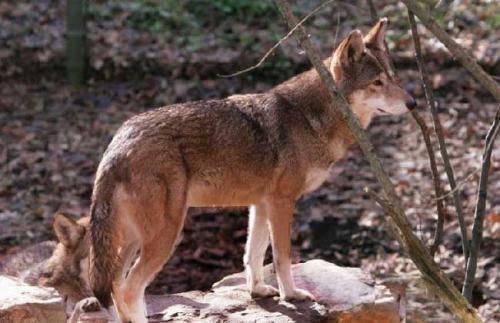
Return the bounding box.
[282,288,315,302]
[79,297,101,312]
[250,284,279,298]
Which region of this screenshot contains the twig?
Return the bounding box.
[463,106,500,301]
[364,187,406,247]
[365,188,480,322]
[435,167,480,201]
[366,0,378,24]
[434,0,454,17]
[365,188,392,211]
[435,113,500,203]
[417,0,438,7]
[407,10,469,261]
[218,0,336,78]
[333,11,341,46]
[410,109,446,256]
[274,0,479,320]
[402,0,500,101]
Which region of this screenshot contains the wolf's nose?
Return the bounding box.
[406,98,417,110]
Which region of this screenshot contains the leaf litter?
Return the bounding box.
[0,0,498,321]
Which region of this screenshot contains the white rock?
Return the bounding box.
[1,259,403,323]
[0,275,65,323]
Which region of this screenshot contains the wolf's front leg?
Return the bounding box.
[266,198,315,301]
[244,204,279,298]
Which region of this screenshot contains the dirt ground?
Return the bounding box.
[1,0,499,322]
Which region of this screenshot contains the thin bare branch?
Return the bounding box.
[434,0,454,16]
[435,168,480,201]
[402,0,500,101]
[274,0,479,320]
[407,10,469,260]
[410,109,446,256]
[218,0,335,78]
[366,0,378,24]
[417,0,438,7]
[332,11,341,46]
[463,106,500,300]
[365,188,480,322]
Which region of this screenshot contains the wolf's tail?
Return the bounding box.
[89,172,118,308]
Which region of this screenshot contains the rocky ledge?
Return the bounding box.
[1,259,404,323]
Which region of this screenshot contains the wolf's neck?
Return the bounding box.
[271,62,360,149]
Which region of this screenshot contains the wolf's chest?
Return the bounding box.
[303,167,330,193]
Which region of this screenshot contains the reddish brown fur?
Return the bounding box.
[40,215,92,308]
[42,19,413,323]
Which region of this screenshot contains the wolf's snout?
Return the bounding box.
[405,98,417,110]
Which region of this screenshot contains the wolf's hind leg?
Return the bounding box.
[122,224,185,321]
[110,241,138,321]
[114,179,187,323]
[244,204,279,298]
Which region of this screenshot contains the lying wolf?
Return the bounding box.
[41,19,414,322]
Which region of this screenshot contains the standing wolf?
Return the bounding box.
[42,19,415,322]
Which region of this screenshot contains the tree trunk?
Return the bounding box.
[66,0,87,86]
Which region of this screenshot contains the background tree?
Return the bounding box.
[66,0,87,86]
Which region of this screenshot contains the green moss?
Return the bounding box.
[91,0,278,33]
[486,13,500,29]
[86,0,311,81]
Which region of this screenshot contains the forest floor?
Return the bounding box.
[0,0,499,322]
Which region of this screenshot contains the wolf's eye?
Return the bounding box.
[373,79,383,86]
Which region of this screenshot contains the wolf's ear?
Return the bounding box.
[364,17,388,48]
[331,30,365,81]
[53,213,85,248]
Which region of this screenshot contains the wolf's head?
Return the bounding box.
[39,214,91,311]
[331,18,415,124]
